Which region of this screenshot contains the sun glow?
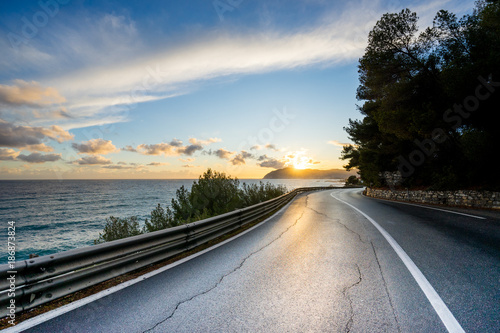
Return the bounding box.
[285,151,314,170]
[293,161,308,169]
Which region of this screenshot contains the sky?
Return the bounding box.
[0,0,476,179]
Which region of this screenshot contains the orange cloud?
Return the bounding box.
[73,155,112,165]
[72,139,118,155]
[0,120,73,151]
[0,80,66,106]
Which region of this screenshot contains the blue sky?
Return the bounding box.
[0,0,475,179]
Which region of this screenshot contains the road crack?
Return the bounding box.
[370,241,401,333]
[142,195,309,332]
[342,264,362,333]
[306,206,366,244]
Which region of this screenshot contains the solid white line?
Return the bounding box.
[368,195,486,220]
[331,192,465,333]
[3,197,300,333]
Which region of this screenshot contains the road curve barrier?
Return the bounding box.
[0,187,336,317]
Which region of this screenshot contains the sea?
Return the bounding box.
[0,179,343,264]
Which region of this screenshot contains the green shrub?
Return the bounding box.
[239,181,287,206]
[143,203,179,233]
[94,216,142,244]
[96,169,289,243]
[172,168,241,223]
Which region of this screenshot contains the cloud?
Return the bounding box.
[136,141,203,156]
[188,137,221,145]
[250,143,280,151]
[31,11,373,130]
[134,137,218,156]
[0,119,73,151]
[265,143,279,151]
[327,140,352,147]
[168,138,183,147]
[257,154,270,161]
[257,156,286,169]
[2,2,469,131]
[176,144,203,156]
[181,164,195,168]
[177,137,221,156]
[122,145,137,152]
[33,108,73,119]
[17,152,62,163]
[73,155,112,165]
[209,148,234,159]
[72,139,118,155]
[102,164,137,169]
[147,162,169,166]
[0,148,19,161]
[137,143,176,156]
[0,80,66,107]
[231,155,246,165]
[230,150,253,165]
[52,20,367,99]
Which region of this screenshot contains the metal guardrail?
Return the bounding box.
[0,187,336,317]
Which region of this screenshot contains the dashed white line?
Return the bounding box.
[331,192,465,333]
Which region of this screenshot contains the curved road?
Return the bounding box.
[11,188,500,332]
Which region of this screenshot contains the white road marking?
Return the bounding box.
[2,197,299,333]
[370,196,486,219]
[331,192,465,333]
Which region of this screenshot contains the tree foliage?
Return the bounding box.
[342,1,500,189]
[143,203,178,233]
[345,175,361,186]
[94,216,142,244]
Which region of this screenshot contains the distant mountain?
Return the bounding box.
[263,167,356,179]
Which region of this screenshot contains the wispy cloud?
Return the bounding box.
[52,22,366,98]
[327,140,352,147]
[0,80,66,106]
[0,1,475,132]
[24,10,374,130]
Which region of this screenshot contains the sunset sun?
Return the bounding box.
[286,151,313,170]
[293,161,307,169]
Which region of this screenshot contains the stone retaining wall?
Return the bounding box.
[365,188,500,210]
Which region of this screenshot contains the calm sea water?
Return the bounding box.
[0,179,343,264]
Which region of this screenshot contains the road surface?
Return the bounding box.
[11,188,500,332]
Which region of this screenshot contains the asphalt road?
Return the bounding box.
[12,188,500,332]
